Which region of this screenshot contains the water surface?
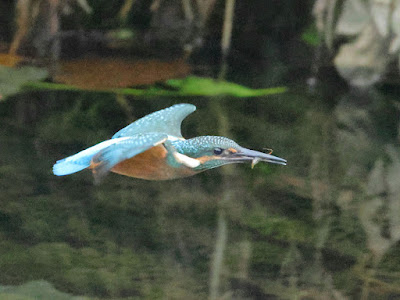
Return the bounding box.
[0,83,399,299]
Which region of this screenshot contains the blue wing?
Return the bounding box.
[53,133,168,182]
[91,133,168,182]
[112,103,196,139]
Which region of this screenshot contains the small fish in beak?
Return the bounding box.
[263,148,273,155]
[251,157,261,169]
[230,147,287,167]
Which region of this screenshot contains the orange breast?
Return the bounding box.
[111,145,197,180]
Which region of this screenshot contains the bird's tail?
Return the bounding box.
[53,151,95,176]
[53,139,116,176]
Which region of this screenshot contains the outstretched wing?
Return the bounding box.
[112,103,196,139]
[91,133,168,183]
[53,138,133,176]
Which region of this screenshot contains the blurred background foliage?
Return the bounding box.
[1,0,400,299]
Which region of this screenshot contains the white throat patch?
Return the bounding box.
[173,152,201,168]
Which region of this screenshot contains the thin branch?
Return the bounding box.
[182,0,194,23]
[9,0,32,55]
[219,0,235,79]
[209,209,228,300]
[119,0,136,21]
[196,0,217,24]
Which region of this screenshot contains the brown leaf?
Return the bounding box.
[53,57,191,89]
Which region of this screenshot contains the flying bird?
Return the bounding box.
[53,104,286,182]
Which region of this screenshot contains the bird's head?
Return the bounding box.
[174,136,286,171]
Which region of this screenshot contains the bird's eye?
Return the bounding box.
[214,148,224,155]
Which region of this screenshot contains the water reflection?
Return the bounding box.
[0,87,399,299]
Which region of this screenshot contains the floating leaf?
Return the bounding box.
[0,66,48,100]
[54,57,191,89]
[26,76,287,97]
[163,76,287,97]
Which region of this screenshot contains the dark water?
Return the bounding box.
[0,82,400,299]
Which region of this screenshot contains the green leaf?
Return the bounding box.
[164,76,287,97]
[0,66,48,100]
[25,76,287,97]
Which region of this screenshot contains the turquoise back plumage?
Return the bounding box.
[113,104,196,138]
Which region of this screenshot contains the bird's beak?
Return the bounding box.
[231,147,287,168]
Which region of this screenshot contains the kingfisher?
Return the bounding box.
[53,104,286,182]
